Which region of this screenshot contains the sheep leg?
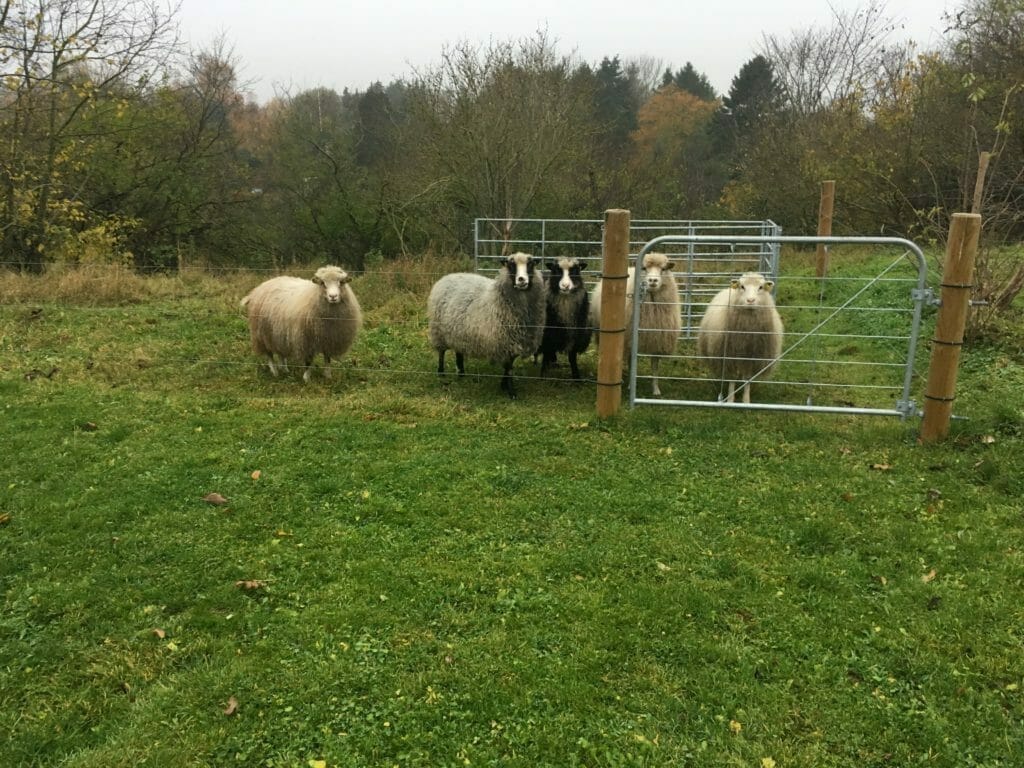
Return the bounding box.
[265,354,279,377]
[726,381,736,403]
[437,350,446,375]
[322,354,332,380]
[500,358,517,400]
[302,355,315,383]
[742,381,752,404]
[650,357,661,397]
[568,350,581,380]
[541,350,555,376]
[455,352,466,376]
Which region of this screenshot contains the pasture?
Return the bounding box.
[1,257,1022,767]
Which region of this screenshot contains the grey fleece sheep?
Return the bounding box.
[590,252,681,396]
[537,256,592,380]
[427,252,546,399]
[240,265,362,382]
[696,271,783,404]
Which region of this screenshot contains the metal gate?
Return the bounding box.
[627,234,933,419]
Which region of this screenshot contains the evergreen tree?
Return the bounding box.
[593,56,639,152]
[671,62,717,101]
[722,55,780,136]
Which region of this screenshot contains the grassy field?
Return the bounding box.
[1,258,1023,767]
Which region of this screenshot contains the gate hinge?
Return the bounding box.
[912,287,940,306]
[896,398,918,419]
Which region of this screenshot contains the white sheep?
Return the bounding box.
[590,252,681,396]
[427,252,546,399]
[696,271,783,404]
[240,265,362,382]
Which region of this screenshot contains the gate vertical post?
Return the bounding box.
[816,180,835,278]
[920,213,982,443]
[596,209,630,418]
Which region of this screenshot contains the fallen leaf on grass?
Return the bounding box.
[235,579,267,591]
[728,719,742,734]
[250,470,261,481]
[841,491,855,502]
[223,696,239,716]
[0,513,11,526]
[656,561,672,572]
[77,421,98,432]
[308,760,327,768]
[869,463,892,471]
[922,568,937,583]
[762,759,777,768]
[981,435,996,444]
[151,628,166,639]
[202,492,229,506]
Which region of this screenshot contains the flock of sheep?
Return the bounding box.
[240,254,784,402]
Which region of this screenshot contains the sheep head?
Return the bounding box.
[505,252,537,290]
[547,257,586,294]
[312,265,352,304]
[729,272,775,307]
[641,252,675,291]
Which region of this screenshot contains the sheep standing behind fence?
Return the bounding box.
[427,252,546,399]
[696,271,783,404]
[590,252,681,396]
[240,265,362,382]
[537,257,592,380]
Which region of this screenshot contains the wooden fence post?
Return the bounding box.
[816,180,835,278]
[596,209,630,418]
[971,151,991,215]
[920,213,982,443]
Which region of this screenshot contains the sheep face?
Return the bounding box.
[312,266,352,304]
[730,273,775,307]
[505,252,538,290]
[641,253,675,292]
[547,257,586,294]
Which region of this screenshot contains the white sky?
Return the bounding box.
[176,0,956,104]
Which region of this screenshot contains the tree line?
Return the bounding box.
[1,0,1021,317]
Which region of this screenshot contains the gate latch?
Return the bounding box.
[912,287,940,306]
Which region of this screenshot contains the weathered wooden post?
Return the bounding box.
[920,213,982,443]
[971,151,991,215]
[815,180,835,278]
[596,209,630,418]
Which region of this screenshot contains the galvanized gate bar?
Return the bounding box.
[628,234,929,418]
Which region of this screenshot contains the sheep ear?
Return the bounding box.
[547,261,558,272]
[340,273,352,284]
[312,275,323,285]
[576,259,587,271]
[763,280,774,291]
[730,279,740,289]
[665,261,675,271]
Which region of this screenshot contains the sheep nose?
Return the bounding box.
[327,293,341,303]
[515,276,529,288]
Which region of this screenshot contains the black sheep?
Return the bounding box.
[537,257,592,380]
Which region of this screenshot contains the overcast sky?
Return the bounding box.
[177,0,956,103]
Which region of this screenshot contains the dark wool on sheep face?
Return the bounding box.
[538,257,592,380]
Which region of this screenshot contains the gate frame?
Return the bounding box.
[628,234,932,419]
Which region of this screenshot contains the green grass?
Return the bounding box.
[1,261,1023,767]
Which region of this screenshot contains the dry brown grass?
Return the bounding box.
[0,264,264,306]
